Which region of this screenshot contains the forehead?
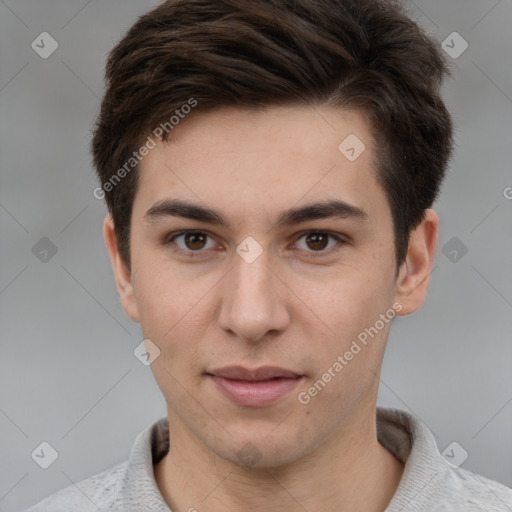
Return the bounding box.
[148,105,374,166]
[134,105,389,227]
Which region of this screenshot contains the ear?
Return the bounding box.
[103,215,140,322]
[394,208,439,316]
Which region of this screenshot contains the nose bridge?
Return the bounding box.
[218,248,289,342]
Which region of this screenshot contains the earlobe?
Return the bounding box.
[394,209,439,316]
[103,215,140,323]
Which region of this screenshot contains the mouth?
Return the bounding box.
[206,366,304,407]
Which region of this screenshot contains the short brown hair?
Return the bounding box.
[91,0,454,271]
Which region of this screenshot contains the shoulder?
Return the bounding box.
[411,460,512,511]
[444,465,512,511]
[23,461,129,512]
[24,416,171,512]
[376,406,512,511]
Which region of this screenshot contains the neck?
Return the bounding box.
[154,406,404,512]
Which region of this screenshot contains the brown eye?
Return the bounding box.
[305,232,329,251]
[183,232,207,250]
[165,231,216,253]
[294,231,346,257]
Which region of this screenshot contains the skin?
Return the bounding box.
[104,105,439,512]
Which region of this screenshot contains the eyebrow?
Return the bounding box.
[143,198,370,229]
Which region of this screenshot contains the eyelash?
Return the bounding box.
[163,230,347,259]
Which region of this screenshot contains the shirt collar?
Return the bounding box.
[119,406,450,511]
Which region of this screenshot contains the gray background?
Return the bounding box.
[0,0,511,510]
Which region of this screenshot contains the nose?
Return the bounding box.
[217,249,291,344]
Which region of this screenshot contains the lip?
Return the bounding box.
[207,366,304,407]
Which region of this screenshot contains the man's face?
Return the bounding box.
[111,105,412,467]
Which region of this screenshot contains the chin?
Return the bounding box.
[211,430,311,470]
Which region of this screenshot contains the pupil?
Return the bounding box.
[307,233,327,250]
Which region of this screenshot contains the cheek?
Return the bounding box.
[131,244,192,322]
[319,269,391,336]
[131,262,214,362]
[301,267,394,390]
[134,270,206,396]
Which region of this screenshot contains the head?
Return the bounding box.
[92,0,453,468]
